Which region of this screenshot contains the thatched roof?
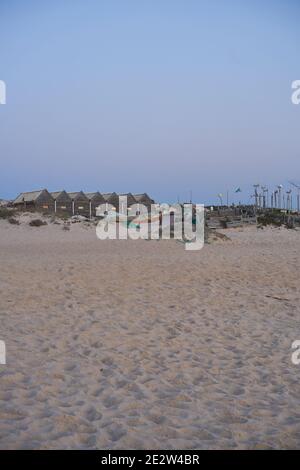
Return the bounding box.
[85,192,105,202]
[102,192,118,201]
[14,189,51,204]
[119,192,136,205]
[68,191,88,201]
[50,190,71,200]
[133,193,154,204]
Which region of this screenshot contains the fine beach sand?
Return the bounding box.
[0,217,300,449]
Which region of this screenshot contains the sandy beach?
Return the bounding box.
[0,217,300,449]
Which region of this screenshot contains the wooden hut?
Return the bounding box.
[119,192,137,215]
[13,189,55,212]
[68,191,90,217]
[133,193,155,212]
[85,192,106,218]
[102,192,119,213]
[50,191,72,216]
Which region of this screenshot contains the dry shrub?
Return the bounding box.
[8,217,20,225]
[29,219,47,227]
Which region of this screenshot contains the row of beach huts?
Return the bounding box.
[13,189,155,218]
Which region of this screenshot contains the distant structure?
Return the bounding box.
[119,193,136,214]
[68,192,90,217]
[102,192,120,212]
[289,182,300,212]
[12,189,156,217]
[14,189,54,212]
[133,193,154,210]
[85,192,106,218]
[50,191,72,215]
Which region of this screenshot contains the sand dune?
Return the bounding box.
[0,219,300,449]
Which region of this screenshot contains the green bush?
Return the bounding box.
[257,213,282,227]
[0,208,11,219]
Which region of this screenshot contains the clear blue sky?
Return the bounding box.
[0,0,299,204]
